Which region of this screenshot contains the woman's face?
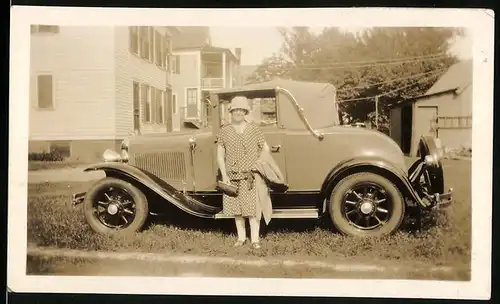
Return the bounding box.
[230,109,247,123]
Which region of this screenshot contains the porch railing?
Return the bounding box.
[201,77,224,89]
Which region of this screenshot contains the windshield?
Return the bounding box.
[219,97,278,127]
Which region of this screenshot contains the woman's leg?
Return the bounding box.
[234,216,246,242]
[249,217,260,244]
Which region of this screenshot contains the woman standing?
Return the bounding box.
[216,96,269,249]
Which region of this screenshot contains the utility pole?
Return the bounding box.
[375,95,379,130]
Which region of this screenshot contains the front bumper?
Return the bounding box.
[432,188,454,209]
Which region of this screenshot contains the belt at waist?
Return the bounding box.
[230,171,255,190]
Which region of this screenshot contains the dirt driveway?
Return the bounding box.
[28,166,104,184]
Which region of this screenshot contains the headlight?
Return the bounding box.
[121,138,129,151]
[103,149,122,162]
[424,154,438,166]
[119,138,130,162]
[120,149,129,162]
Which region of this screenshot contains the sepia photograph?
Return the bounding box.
[8,6,493,300]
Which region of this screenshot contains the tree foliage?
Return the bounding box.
[247,26,465,133]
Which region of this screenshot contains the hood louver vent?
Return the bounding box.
[133,152,187,181]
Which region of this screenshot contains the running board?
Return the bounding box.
[214,208,320,219]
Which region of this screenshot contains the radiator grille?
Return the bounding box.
[133,151,187,181]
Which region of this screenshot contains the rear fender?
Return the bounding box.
[320,157,429,209]
[83,162,219,218]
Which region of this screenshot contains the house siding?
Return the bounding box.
[29,26,116,140]
[171,51,201,121]
[412,84,473,153]
[114,26,171,137]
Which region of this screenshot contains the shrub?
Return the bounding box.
[28,151,65,162]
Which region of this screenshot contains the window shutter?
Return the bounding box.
[129,27,134,52]
[37,75,53,109]
[175,55,180,74]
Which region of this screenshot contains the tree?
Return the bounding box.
[250,26,465,133]
[246,53,293,84]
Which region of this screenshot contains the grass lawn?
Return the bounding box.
[26,159,471,279]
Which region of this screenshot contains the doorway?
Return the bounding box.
[186,88,198,118]
[401,105,413,154]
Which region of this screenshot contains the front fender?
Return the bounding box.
[84,162,220,218]
[320,157,429,208]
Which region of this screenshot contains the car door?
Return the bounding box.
[261,127,287,183]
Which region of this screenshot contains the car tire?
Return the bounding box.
[329,172,405,238]
[83,177,149,235]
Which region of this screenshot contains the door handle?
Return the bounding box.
[270,145,281,153]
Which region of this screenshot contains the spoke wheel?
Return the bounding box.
[329,173,405,237]
[342,183,391,230]
[83,177,149,235]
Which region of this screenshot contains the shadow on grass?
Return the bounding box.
[146,204,325,237]
[144,201,443,238]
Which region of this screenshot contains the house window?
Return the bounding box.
[171,55,180,74]
[155,88,164,124]
[49,141,71,158]
[139,26,151,61]
[172,94,177,114]
[129,26,139,55]
[37,74,54,109]
[154,30,163,68]
[141,83,151,122]
[31,25,60,34]
[437,116,472,129]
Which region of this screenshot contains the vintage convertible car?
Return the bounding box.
[72,79,453,238]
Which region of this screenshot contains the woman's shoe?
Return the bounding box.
[233,239,246,247]
[251,242,261,249]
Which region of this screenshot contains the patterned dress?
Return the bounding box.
[216,123,266,217]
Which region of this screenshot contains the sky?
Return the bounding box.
[210,27,473,66]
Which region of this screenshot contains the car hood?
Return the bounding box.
[128,129,213,151]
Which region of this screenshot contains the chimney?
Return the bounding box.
[235,48,241,62]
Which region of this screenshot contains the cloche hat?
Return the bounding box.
[228,96,250,113]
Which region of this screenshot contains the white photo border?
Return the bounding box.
[8,6,494,300]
